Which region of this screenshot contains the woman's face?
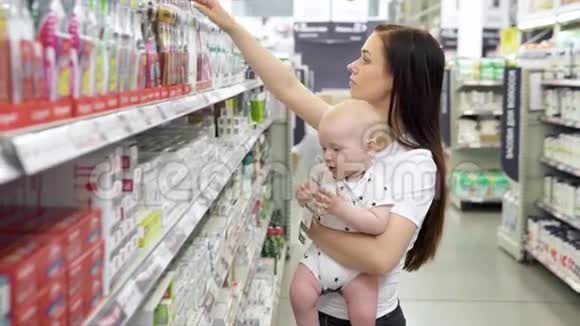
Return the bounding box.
[347,32,393,111]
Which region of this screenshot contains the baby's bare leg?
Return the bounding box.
[290,263,322,326]
[342,274,379,326]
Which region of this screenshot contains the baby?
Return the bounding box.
[290,99,392,326]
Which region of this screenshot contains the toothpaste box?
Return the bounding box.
[0,235,66,288]
[0,243,39,321]
[68,292,86,326]
[4,295,40,326]
[38,280,67,325]
[67,240,104,297]
[0,208,102,264]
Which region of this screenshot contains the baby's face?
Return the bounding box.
[319,119,371,179]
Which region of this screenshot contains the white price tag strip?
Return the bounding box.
[154,242,173,267]
[0,146,21,184]
[123,109,149,133]
[142,106,165,126]
[116,279,142,316]
[12,127,75,174]
[96,114,128,143]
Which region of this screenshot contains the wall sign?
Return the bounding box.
[294,22,367,43]
[331,0,369,22]
[501,67,521,182]
[439,28,458,50]
[293,0,331,22]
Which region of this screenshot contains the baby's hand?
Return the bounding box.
[313,189,346,216]
[295,182,316,206]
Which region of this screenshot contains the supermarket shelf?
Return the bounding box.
[2,79,263,177]
[536,201,580,231]
[540,157,580,178]
[540,115,580,129]
[457,80,504,90]
[460,109,502,116]
[542,79,580,87]
[518,12,558,30]
[526,246,580,293]
[450,193,502,209]
[215,168,271,288]
[0,145,20,184]
[497,228,525,261]
[83,120,272,326]
[226,209,274,326]
[269,244,288,326]
[453,142,501,150]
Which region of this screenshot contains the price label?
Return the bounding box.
[116,279,142,315]
[142,106,164,126]
[96,114,128,142]
[154,242,173,267]
[123,110,149,133]
[68,120,102,150]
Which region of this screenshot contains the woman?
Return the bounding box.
[192,1,447,325]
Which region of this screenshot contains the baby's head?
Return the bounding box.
[318,99,389,179]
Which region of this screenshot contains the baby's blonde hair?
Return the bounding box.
[320,99,390,148]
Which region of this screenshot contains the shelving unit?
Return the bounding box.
[540,157,580,178]
[443,62,507,209]
[542,79,580,87]
[461,109,503,116]
[540,115,580,129]
[454,142,501,149]
[526,246,580,293]
[536,201,580,231]
[456,79,504,90]
[0,80,263,179]
[496,66,547,262]
[83,120,274,325]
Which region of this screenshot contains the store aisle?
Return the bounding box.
[276,207,580,326]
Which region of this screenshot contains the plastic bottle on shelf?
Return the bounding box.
[105,0,121,95]
[144,0,160,89]
[5,0,38,104]
[36,0,72,101]
[118,0,133,94]
[72,0,98,99]
[133,1,147,91]
[93,0,107,97]
[274,226,284,258]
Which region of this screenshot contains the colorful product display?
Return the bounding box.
[451,170,509,202]
[132,137,274,326]
[455,58,506,82]
[527,217,580,288]
[0,0,247,132]
[0,207,103,326]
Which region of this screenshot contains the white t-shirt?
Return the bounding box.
[318,141,437,319]
[302,162,392,232]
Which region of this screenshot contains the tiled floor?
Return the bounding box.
[275,207,580,326]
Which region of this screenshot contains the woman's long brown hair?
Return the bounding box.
[375,24,447,271]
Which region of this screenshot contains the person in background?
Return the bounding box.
[192,1,447,325]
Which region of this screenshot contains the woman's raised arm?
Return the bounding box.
[192,0,329,128]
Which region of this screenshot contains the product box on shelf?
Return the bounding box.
[1,296,40,326]
[37,279,68,325]
[0,243,40,319]
[68,292,85,326]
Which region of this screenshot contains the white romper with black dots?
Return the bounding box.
[300,163,392,295]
